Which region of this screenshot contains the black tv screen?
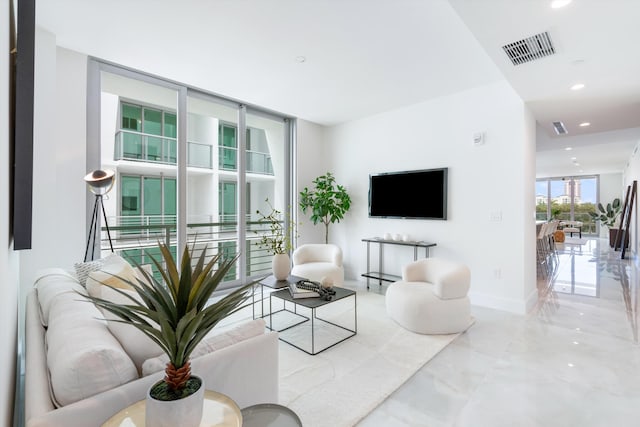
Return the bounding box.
[369,168,448,219]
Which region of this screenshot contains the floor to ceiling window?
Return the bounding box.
[536,175,598,234]
[91,61,293,288]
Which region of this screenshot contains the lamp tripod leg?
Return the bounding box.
[100,196,114,253]
[84,196,100,262]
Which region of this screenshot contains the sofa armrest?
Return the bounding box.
[26,331,279,427]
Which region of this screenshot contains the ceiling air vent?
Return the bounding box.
[502,31,555,66]
[552,121,568,135]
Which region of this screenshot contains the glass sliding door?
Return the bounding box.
[99,70,178,270]
[93,60,292,287]
[246,110,288,278]
[186,93,241,285]
[536,176,598,235]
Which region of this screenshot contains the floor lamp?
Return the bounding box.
[84,169,115,262]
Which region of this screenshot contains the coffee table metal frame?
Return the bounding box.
[252,275,306,320]
[268,286,357,355]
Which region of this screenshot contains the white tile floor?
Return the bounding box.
[357,237,640,427]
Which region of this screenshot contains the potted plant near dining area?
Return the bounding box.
[86,242,253,427]
[589,198,624,247]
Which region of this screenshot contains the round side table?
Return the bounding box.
[241,403,302,427]
[102,390,242,427]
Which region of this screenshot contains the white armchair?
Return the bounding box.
[290,244,344,285]
[385,258,472,334]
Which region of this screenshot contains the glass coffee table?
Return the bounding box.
[268,286,357,355]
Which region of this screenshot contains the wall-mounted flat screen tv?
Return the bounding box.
[369,168,448,220]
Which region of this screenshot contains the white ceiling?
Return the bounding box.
[36,0,640,176]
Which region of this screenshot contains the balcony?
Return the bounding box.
[219,146,274,175]
[100,215,279,284]
[114,130,213,169]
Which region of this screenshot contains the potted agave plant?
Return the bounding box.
[86,242,253,427]
[255,198,297,280]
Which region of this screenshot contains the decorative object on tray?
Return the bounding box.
[255,198,298,280]
[299,172,352,244]
[290,279,336,301]
[85,242,254,427]
[288,281,320,299]
[320,276,334,290]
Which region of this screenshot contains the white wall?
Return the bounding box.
[623,142,640,255]
[320,81,536,314]
[20,31,87,297]
[295,119,328,245]
[1,1,19,424]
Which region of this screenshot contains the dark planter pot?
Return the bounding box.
[609,229,629,248]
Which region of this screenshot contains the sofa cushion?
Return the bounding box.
[141,319,266,376]
[34,268,86,327]
[100,286,163,373]
[46,291,138,407]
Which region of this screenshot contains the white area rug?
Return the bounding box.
[276,291,460,427]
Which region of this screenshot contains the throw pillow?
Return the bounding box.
[73,258,106,287]
[141,319,266,376]
[85,255,138,299]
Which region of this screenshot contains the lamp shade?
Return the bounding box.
[84,169,115,195]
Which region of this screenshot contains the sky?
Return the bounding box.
[536,177,597,204]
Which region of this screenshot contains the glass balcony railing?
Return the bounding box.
[219,146,274,175]
[100,215,278,285]
[114,130,213,169]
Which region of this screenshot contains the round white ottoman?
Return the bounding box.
[386,280,471,334]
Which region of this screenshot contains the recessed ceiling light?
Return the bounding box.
[574,163,580,166]
[565,147,573,151]
[570,83,585,91]
[551,0,572,8]
[571,157,577,160]
[295,56,306,63]
[579,122,591,127]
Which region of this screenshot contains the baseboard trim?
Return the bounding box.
[468,291,530,315]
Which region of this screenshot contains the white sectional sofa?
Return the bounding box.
[25,267,279,427]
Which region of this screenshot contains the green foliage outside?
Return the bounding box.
[536,202,597,233]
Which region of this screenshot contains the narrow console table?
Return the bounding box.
[361,237,437,289]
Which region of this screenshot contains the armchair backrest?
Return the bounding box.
[292,244,343,267]
[402,258,470,299]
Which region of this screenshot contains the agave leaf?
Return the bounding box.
[192,256,239,311]
[188,252,222,308]
[159,243,180,297]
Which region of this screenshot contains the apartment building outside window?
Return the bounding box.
[92,63,293,289]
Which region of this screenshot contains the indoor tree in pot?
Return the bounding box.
[299,172,351,244]
[86,242,253,427]
[255,198,297,280]
[589,198,623,247]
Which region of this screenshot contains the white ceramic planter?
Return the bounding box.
[272,253,291,280]
[145,377,204,427]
